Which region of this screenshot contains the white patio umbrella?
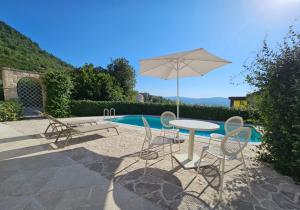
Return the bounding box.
[139,48,231,119]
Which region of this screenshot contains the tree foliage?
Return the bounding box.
[0,100,22,121]
[0,21,140,106]
[72,64,125,101]
[245,26,300,182]
[107,58,136,93]
[43,70,73,117]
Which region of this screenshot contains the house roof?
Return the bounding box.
[228,96,247,100]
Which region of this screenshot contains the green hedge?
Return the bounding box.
[0,100,22,122]
[71,100,254,122]
[43,70,73,117]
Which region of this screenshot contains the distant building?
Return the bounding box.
[136,93,144,102]
[228,96,247,109]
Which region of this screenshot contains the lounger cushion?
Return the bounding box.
[66,119,98,126]
[73,123,117,133]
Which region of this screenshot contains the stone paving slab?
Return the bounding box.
[1,118,300,210]
[0,121,162,210]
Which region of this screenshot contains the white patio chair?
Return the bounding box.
[160,111,183,151]
[140,116,174,175]
[197,127,252,200]
[209,116,243,144]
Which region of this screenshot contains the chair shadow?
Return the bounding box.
[182,165,221,209]
[52,134,105,148]
[114,168,183,209]
[0,143,50,161]
[0,134,41,144]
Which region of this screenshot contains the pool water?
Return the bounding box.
[108,115,261,143]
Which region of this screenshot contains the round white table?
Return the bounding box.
[169,119,220,169]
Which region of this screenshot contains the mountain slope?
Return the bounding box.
[0,21,74,72]
[166,96,230,107]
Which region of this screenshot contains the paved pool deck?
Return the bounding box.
[0,116,299,210]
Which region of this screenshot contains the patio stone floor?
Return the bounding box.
[0,117,299,210]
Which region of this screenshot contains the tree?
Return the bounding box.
[107,58,136,95]
[244,26,300,182]
[72,64,125,101]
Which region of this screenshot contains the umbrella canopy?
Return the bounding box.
[140,48,231,118]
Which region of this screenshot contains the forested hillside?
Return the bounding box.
[0,21,74,72]
[0,21,137,102]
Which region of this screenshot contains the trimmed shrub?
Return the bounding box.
[70,100,253,122]
[245,26,300,182]
[43,70,73,117]
[0,100,22,121]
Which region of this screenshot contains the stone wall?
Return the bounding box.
[1,67,45,109]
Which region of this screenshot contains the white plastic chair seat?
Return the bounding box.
[162,128,179,136]
[210,133,224,139]
[163,136,186,143]
[150,136,173,145]
[173,136,186,141]
[163,128,179,133]
[204,139,241,160]
[205,148,237,160]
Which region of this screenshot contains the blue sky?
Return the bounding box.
[1,0,300,98]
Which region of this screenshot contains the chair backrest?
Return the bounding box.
[221,127,251,157]
[160,111,176,128]
[224,116,244,134]
[43,112,74,131]
[142,116,152,141]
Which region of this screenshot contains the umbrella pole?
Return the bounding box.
[176,60,179,119]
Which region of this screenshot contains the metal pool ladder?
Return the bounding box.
[103,108,115,119]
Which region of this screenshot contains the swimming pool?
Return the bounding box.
[107,115,261,143]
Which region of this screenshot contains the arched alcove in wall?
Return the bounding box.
[17,77,43,115]
[1,67,45,117]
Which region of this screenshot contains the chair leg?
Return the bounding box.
[49,125,56,137]
[64,132,72,147]
[114,127,119,135]
[219,158,225,201]
[174,131,180,152]
[219,158,222,171]
[144,145,150,175]
[44,123,51,134]
[162,140,165,159]
[139,137,146,158]
[55,131,63,143]
[241,151,251,192]
[169,143,174,168]
[197,147,206,174]
[50,125,59,138]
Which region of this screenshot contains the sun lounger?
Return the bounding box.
[42,113,119,147]
[43,113,99,137]
[54,122,119,147]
